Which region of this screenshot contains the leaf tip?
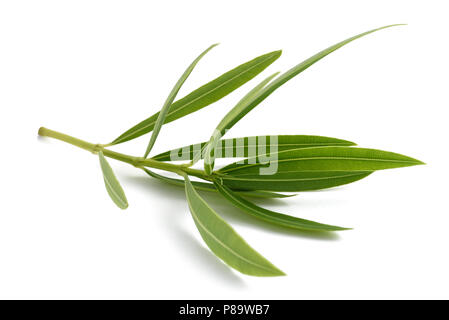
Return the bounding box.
[120,203,129,210]
[378,23,407,29]
[415,156,425,165]
[256,266,286,277]
[282,193,298,198]
[375,24,408,33]
[407,156,425,166]
[267,50,282,60]
[272,268,287,277]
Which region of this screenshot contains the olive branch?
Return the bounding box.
[38,25,423,277]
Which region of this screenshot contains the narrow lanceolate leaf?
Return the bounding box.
[110,50,282,145]
[143,169,293,198]
[152,135,356,161]
[143,44,218,158]
[216,170,373,192]
[202,72,279,171]
[184,175,285,277]
[214,182,349,231]
[202,24,404,172]
[219,146,424,175]
[98,151,128,209]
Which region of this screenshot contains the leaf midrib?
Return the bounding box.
[219,171,369,182]
[154,142,353,160]
[221,156,418,173]
[215,142,353,149]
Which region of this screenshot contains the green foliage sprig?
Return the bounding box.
[38,25,424,277]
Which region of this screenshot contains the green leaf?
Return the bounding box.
[143,168,293,198]
[202,72,279,171]
[110,50,282,145]
[98,151,128,209]
[202,24,404,172]
[152,135,356,161]
[143,44,218,158]
[216,170,373,192]
[214,181,349,231]
[184,175,285,277]
[219,146,424,175]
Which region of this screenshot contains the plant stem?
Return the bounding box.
[37,127,211,180]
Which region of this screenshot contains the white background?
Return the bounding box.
[1,0,448,299]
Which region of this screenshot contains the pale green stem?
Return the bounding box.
[37,127,210,181]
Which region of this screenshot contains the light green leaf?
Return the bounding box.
[214,181,349,231]
[202,72,279,172]
[202,24,405,172]
[110,50,282,145]
[216,170,373,192]
[152,135,356,161]
[143,168,293,198]
[219,146,424,175]
[184,175,285,277]
[143,44,218,158]
[98,151,128,209]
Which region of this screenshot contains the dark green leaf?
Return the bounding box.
[144,44,218,158]
[110,50,282,145]
[214,181,349,231]
[202,72,279,171]
[98,151,128,209]
[143,168,293,198]
[216,170,373,192]
[219,146,424,175]
[184,175,285,277]
[152,135,356,161]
